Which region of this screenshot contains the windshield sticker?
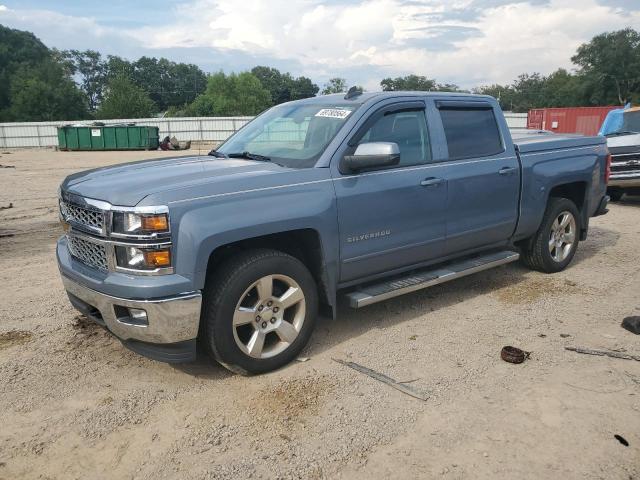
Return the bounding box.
[315,108,352,119]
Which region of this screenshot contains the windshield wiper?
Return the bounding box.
[227,151,272,162]
[605,130,640,137]
[207,149,228,158]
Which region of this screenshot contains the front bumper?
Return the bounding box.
[61,275,201,362]
[608,177,640,188]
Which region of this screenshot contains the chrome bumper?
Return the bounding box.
[608,177,640,188]
[61,275,201,345]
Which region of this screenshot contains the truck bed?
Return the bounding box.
[510,128,606,154]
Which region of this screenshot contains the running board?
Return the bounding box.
[345,250,520,308]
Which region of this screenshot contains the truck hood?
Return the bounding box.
[61,155,289,206]
[606,133,640,149]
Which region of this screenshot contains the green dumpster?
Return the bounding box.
[57,124,160,151]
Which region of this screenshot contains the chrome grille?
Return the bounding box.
[67,235,109,271]
[60,201,105,233]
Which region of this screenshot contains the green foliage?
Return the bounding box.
[7,60,88,121]
[0,25,87,121]
[251,66,319,104]
[96,75,156,119]
[380,75,463,92]
[572,28,640,105]
[476,29,640,111]
[322,78,348,94]
[381,75,436,91]
[184,72,271,116]
[3,23,640,121]
[59,49,107,111]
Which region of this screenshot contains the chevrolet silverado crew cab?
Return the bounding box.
[57,91,611,374]
[599,106,640,201]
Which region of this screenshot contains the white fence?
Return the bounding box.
[0,117,253,149]
[0,113,528,149]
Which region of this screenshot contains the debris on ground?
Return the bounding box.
[159,135,191,151]
[0,203,13,210]
[565,346,640,362]
[296,356,310,362]
[614,434,629,446]
[0,164,15,168]
[333,358,429,401]
[500,346,530,364]
[621,316,640,335]
[560,333,571,338]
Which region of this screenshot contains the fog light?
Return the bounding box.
[129,308,148,323]
[114,306,148,326]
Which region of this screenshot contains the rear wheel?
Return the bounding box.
[201,249,318,375]
[521,197,580,273]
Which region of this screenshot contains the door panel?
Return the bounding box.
[444,156,520,253]
[332,102,447,283]
[434,103,520,254]
[334,168,447,282]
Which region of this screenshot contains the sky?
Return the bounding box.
[1,0,639,91]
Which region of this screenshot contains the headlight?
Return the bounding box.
[115,245,172,271]
[112,212,169,236]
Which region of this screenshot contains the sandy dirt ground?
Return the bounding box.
[0,148,639,480]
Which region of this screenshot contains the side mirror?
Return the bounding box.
[341,142,400,173]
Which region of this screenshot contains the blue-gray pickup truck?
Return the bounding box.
[57,91,611,374]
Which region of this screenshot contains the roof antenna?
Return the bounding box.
[344,86,363,100]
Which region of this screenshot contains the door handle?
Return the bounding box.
[498,167,517,176]
[420,177,444,187]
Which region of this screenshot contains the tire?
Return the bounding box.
[607,188,624,202]
[201,249,318,375]
[521,197,581,273]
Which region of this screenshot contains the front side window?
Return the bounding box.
[357,110,431,166]
[217,103,359,168]
[439,108,503,160]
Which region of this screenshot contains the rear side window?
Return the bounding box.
[439,108,503,160]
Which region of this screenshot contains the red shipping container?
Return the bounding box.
[527,106,619,136]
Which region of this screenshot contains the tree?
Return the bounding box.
[322,77,347,94]
[0,25,50,116]
[126,56,206,111]
[572,28,640,105]
[381,75,436,91]
[96,75,156,119]
[7,60,88,121]
[185,72,271,116]
[289,76,319,100]
[0,25,89,121]
[251,66,319,104]
[60,49,107,112]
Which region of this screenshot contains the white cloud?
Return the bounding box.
[1,0,639,88]
[0,5,8,12]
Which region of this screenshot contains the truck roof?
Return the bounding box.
[293,91,495,106]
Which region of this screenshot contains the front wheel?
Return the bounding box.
[201,249,318,375]
[521,197,581,273]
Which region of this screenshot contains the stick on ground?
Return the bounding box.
[565,346,640,362]
[333,358,429,401]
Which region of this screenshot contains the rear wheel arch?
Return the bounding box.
[547,181,588,238]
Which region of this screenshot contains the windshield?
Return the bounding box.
[600,108,640,136]
[216,103,358,168]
